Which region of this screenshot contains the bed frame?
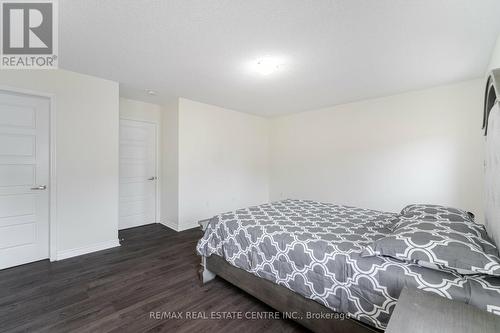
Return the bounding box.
[201,254,380,333]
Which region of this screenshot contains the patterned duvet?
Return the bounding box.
[196,199,500,330]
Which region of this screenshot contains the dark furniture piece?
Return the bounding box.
[386,287,500,333]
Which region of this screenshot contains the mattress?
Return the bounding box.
[196,199,500,330]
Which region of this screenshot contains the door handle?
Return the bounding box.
[147,177,157,181]
[31,185,47,190]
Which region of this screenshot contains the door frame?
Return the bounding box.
[119,118,160,225]
[0,85,58,262]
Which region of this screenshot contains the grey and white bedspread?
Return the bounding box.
[196,199,500,330]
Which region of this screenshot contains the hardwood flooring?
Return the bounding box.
[0,224,306,333]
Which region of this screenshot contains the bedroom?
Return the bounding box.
[1,1,500,332]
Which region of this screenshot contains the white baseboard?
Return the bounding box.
[159,220,203,232]
[177,223,198,231]
[159,219,178,232]
[56,239,120,261]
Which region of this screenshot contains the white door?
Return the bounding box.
[119,119,157,229]
[0,90,50,270]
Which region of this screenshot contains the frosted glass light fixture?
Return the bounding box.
[252,56,284,75]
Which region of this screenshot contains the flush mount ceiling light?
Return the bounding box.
[145,89,157,96]
[251,56,285,76]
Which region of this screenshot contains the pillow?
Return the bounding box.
[361,219,500,276]
[399,204,475,223]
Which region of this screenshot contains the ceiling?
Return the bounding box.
[59,0,500,116]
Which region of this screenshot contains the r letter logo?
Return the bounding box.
[1,0,58,69]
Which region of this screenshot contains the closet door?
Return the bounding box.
[119,119,157,230]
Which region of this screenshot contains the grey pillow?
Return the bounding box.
[399,204,475,223]
[361,219,500,276]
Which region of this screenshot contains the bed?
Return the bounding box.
[197,200,500,331]
[197,70,500,332]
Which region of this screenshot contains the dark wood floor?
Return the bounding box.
[0,224,306,333]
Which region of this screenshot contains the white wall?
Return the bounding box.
[0,70,484,254]
[120,97,162,123]
[177,98,269,230]
[161,98,179,229]
[488,35,500,72]
[0,69,120,256]
[270,80,485,221]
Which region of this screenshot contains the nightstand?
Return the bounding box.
[386,287,500,333]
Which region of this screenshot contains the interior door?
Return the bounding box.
[119,119,157,230]
[0,90,50,270]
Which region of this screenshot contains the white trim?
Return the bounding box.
[119,117,160,225]
[177,223,199,232]
[159,220,178,232]
[56,239,120,261]
[49,95,57,261]
[0,85,58,262]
